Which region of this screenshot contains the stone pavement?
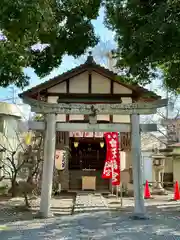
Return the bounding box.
[74,192,109,214]
[0,192,180,239]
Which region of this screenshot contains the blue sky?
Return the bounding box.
[0,8,115,103]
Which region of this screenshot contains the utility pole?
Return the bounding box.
[106,51,113,71]
[9,86,16,104]
[106,51,116,72]
[165,89,169,145]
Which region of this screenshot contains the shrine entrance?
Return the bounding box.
[69,137,106,170]
[19,53,168,219]
[69,136,109,190]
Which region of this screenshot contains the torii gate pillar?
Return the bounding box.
[38,114,56,218]
[131,114,146,219]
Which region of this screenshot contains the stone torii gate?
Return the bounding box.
[22,96,167,219]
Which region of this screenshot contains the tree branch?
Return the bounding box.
[150,133,168,146]
[14,129,26,152]
[17,159,26,172]
[6,156,17,171]
[1,133,14,152]
[156,127,168,139]
[2,164,13,178]
[0,143,12,154]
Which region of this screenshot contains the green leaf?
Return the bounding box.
[0,0,101,88]
[105,0,180,93]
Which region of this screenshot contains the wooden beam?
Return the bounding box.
[56,93,123,103]
[110,80,113,95]
[57,98,122,103]
[66,79,69,121]
[28,121,157,132]
[47,93,132,98]
[88,73,92,93]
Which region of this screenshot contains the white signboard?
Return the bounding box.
[69,131,104,138]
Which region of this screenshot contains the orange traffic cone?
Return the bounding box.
[144,180,151,199]
[173,181,180,201]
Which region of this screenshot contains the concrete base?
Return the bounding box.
[108,193,116,198]
[152,188,168,195]
[35,211,54,219]
[130,213,149,220]
[144,196,154,199]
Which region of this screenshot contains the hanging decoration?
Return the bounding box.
[84,132,94,137]
[74,141,79,148]
[102,132,120,186]
[102,132,113,179]
[110,132,120,186]
[24,131,32,145]
[100,141,104,148]
[69,131,104,138]
[55,150,66,170]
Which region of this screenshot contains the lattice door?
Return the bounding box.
[120,132,131,150]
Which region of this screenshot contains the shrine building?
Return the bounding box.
[20,53,160,192]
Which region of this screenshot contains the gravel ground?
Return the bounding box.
[0,193,75,223]
[0,193,180,239]
[0,205,180,239]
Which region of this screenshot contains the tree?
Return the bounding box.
[0,136,26,197]
[0,0,101,88]
[90,39,180,146]
[18,132,44,207]
[0,129,43,202]
[104,0,180,92]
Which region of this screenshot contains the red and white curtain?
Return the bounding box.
[102,132,120,186]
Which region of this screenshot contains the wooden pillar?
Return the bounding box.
[131,114,147,219]
[39,113,56,218]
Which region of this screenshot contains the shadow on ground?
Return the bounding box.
[0,193,76,223]
[0,204,180,239]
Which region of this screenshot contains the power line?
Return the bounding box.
[0,97,19,102]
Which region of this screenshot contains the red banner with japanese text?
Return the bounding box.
[110,132,120,186]
[102,132,113,179]
[102,132,120,185]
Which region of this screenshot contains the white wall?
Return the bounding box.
[0,115,23,179]
[69,72,89,93]
[48,81,66,93]
[142,151,153,183]
[91,72,111,94]
[47,70,134,123]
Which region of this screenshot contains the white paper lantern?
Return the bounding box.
[55,150,66,170]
